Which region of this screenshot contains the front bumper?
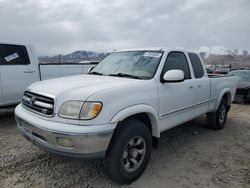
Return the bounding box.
[15,105,114,158]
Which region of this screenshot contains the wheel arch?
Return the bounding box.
[110,104,160,138]
[215,89,232,111]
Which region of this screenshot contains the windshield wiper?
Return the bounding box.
[88,71,103,75]
[108,73,141,79]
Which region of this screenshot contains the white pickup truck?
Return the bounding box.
[0,42,98,107]
[15,48,236,184]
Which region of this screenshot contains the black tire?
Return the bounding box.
[105,119,152,184]
[207,98,228,130]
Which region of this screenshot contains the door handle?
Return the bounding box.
[24,69,35,73]
[189,86,194,89]
[198,84,202,88]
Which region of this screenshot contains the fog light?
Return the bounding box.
[56,137,74,148]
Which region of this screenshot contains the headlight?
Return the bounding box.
[59,101,102,120]
[59,101,84,119]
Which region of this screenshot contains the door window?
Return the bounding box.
[188,53,204,78]
[162,51,191,79]
[0,44,30,65]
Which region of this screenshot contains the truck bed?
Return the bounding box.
[208,74,237,112]
[208,74,233,78]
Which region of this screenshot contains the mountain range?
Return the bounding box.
[196,46,249,58]
[39,50,109,63]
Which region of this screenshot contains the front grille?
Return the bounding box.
[22,91,54,116]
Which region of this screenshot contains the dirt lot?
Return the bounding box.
[0,104,250,188]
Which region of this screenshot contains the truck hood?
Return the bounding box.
[28,74,142,100]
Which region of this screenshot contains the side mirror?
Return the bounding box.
[162,70,185,83]
[88,66,95,73]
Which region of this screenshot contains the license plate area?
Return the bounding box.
[18,121,34,143]
[24,133,32,142]
[18,120,47,144]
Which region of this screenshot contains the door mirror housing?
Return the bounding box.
[162,70,185,83]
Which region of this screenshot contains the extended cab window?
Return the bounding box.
[0,44,30,65]
[162,52,191,79]
[188,53,204,78]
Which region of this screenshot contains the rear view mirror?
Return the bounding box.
[162,70,184,83]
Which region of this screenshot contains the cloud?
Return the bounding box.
[0,0,249,55]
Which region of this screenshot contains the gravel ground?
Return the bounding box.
[0,104,250,188]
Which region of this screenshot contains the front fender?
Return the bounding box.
[110,104,160,137]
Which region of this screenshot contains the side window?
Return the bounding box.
[188,53,204,78]
[162,52,191,79]
[0,44,30,65]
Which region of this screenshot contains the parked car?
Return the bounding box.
[15,48,236,184]
[206,67,214,74]
[213,69,222,74]
[213,68,230,74]
[0,42,98,107]
[228,70,250,103]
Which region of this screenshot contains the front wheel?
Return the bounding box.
[207,98,228,130]
[105,119,152,184]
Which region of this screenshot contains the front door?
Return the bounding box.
[157,51,196,132]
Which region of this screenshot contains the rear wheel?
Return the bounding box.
[207,98,228,130]
[105,119,152,184]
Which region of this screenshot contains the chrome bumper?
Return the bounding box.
[15,116,113,158]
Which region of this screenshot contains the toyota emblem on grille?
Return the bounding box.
[29,96,36,105]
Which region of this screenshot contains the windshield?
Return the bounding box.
[90,51,163,79]
[228,71,250,82]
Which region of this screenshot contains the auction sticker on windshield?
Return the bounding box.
[143,52,162,58]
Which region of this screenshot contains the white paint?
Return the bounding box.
[0,42,97,107]
[14,48,237,140]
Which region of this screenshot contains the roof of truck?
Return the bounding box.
[0,41,32,47]
[116,47,198,54]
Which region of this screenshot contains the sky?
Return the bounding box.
[0,0,250,56]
